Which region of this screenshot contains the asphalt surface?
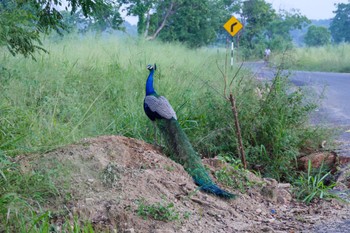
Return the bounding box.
[246,62,350,157]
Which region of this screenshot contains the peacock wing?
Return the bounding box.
[144,95,177,120]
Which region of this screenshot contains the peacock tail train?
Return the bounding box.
[156,118,236,199]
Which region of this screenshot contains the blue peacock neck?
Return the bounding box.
[146,69,156,95]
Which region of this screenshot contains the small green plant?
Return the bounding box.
[183,211,191,220]
[136,199,180,222]
[164,165,175,172]
[27,212,96,233]
[294,160,335,204]
[215,167,235,187]
[215,155,258,192]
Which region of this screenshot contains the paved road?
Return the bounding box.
[246,62,350,157]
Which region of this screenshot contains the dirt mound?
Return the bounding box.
[19,136,349,232]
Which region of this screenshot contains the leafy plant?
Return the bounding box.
[136,199,180,222]
[215,155,260,192]
[294,160,336,204]
[243,73,320,181]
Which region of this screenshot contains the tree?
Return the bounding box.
[240,0,276,49]
[237,1,309,58]
[119,0,156,35]
[266,9,309,50]
[0,0,123,58]
[120,0,238,47]
[330,2,350,43]
[304,25,331,47]
[119,0,185,40]
[154,0,234,47]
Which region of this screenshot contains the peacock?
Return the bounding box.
[143,64,236,199]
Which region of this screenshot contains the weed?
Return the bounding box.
[26,212,96,233]
[102,163,120,188]
[215,155,259,192]
[294,160,336,204]
[136,199,180,222]
[183,211,191,220]
[0,154,59,231]
[164,165,175,172]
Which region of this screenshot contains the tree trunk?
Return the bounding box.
[144,10,151,38]
[147,1,174,40]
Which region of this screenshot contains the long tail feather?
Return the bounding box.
[156,118,236,199]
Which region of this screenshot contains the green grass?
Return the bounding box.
[136,199,180,222]
[0,33,334,230]
[0,33,331,176]
[294,160,336,204]
[0,33,239,154]
[274,43,350,73]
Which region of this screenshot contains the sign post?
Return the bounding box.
[223,16,243,67]
[222,16,247,169]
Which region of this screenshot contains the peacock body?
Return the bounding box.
[143,64,235,199]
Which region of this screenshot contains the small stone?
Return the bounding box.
[125,228,135,233]
[87,178,94,183]
[256,208,262,214]
[278,183,291,189]
[261,226,275,232]
[261,185,277,202]
[277,189,292,204]
[85,198,94,204]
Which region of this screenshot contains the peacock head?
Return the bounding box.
[147,64,157,71]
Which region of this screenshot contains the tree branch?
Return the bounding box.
[147,1,174,40]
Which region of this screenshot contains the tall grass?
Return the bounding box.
[1,34,241,153]
[0,33,328,173]
[0,33,331,229]
[278,43,350,73]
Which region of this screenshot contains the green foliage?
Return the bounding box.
[0,0,123,58]
[294,160,336,204]
[0,0,47,59]
[304,25,331,47]
[119,0,156,35]
[0,154,57,232]
[1,211,96,233]
[215,155,259,192]
[241,0,277,50]
[0,150,96,232]
[155,0,231,48]
[245,75,319,181]
[330,2,350,43]
[239,1,309,58]
[137,199,180,221]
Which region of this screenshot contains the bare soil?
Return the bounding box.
[18,135,350,233]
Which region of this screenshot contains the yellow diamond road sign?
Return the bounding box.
[223,16,243,37]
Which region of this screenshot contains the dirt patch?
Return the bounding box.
[18,135,349,232]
